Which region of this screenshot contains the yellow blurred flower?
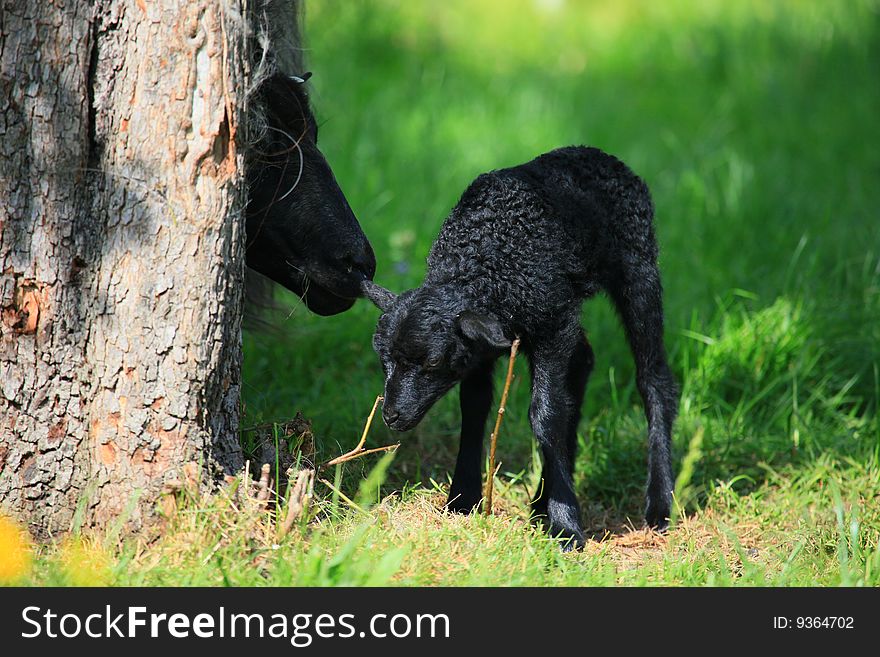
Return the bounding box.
[59,536,112,587]
[0,514,32,583]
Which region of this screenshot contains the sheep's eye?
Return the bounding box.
[425,356,442,370]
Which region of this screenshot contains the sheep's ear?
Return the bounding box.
[456,311,510,349]
[361,280,397,312]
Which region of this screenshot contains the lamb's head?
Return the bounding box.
[362,281,510,431]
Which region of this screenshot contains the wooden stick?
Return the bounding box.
[485,337,521,515]
[324,443,399,467]
[320,395,398,469]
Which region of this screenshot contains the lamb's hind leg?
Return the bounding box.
[531,329,593,521]
[609,271,679,530]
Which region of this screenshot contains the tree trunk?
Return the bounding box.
[0,0,247,539]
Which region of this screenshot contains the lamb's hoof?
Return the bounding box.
[445,493,481,515]
[550,526,585,552]
[645,503,671,533]
[560,534,585,553]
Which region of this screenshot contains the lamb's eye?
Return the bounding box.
[425,356,442,369]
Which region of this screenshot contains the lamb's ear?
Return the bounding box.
[360,279,398,312]
[456,311,510,350]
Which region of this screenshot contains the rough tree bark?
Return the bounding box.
[0,0,248,539]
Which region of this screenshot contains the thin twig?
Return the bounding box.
[485,337,521,516]
[320,395,399,469]
[325,444,399,466]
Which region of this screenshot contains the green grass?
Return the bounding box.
[12,0,880,586]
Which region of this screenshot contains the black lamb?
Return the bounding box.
[362,146,679,549]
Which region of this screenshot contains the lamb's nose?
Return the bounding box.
[383,409,400,426]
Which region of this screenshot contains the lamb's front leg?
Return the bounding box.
[529,335,585,551]
[446,359,495,513]
[531,329,593,520]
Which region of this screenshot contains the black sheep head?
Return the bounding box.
[246,73,376,316]
[364,283,510,431]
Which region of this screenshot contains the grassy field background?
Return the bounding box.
[6,0,879,586]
